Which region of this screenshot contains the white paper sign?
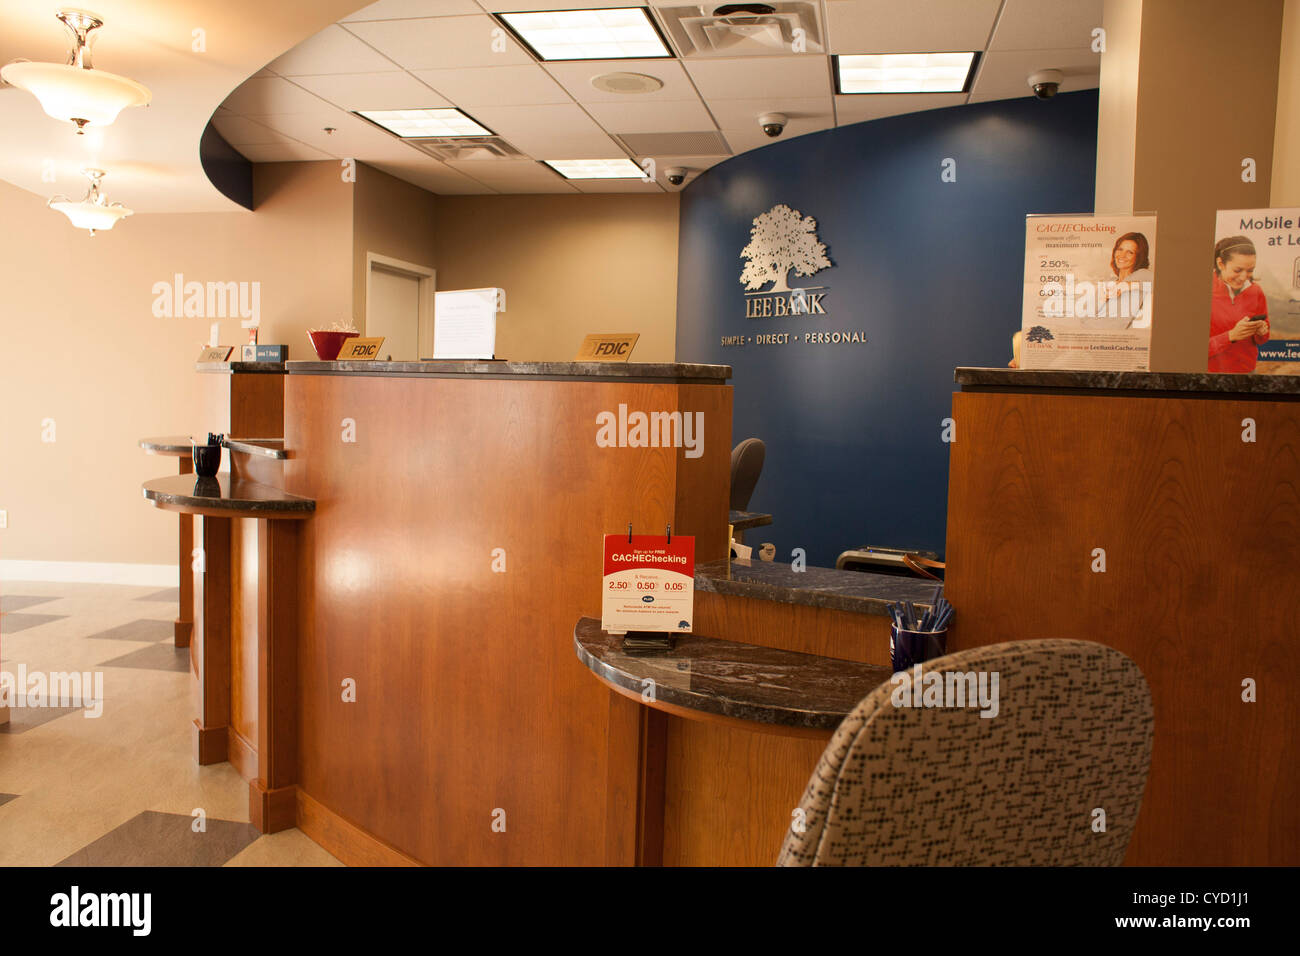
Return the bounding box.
[433,288,503,359]
[1021,214,1157,371]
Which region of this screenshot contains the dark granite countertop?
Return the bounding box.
[139,435,192,456]
[956,366,1300,397]
[574,617,891,730]
[285,360,730,383]
[142,474,314,518]
[729,509,773,531]
[196,361,286,373]
[696,558,939,616]
[223,438,288,460]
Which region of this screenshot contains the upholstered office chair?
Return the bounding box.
[777,639,1153,866]
[729,438,766,511]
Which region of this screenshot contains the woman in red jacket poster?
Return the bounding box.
[1209,235,1269,373]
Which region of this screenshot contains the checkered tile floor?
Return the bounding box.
[0,581,340,866]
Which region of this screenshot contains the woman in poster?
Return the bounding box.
[1208,235,1269,373]
[1090,232,1153,328]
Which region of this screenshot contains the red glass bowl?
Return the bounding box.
[308,329,359,360]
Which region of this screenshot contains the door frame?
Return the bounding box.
[364,252,436,359]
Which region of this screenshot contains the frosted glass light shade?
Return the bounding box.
[0,61,151,130]
[49,197,132,232]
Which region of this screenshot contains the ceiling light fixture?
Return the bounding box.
[48,168,133,235]
[834,52,978,94]
[0,10,151,133]
[356,108,492,138]
[498,9,672,61]
[544,158,645,180]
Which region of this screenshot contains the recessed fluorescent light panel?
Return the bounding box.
[356,108,491,138]
[835,52,978,94]
[544,158,645,179]
[499,9,672,61]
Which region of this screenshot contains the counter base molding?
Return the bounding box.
[946,387,1300,866]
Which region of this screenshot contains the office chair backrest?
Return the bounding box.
[777,639,1153,866]
[730,438,766,511]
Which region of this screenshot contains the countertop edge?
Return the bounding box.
[956,366,1300,397]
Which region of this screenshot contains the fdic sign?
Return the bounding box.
[576,333,640,362]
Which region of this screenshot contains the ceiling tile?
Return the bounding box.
[542,58,696,103]
[989,0,1104,51]
[368,157,498,193]
[266,25,400,76]
[834,91,967,125]
[480,0,648,10]
[221,76,331,116]
[967,48,1100,103]
[825,0,1002,54]
[570,178,665,193]
[236,142,335,162]
[718,113,832,153]
[445,159,580,192]
[291,72,451,110]
[256,111,427,160]
[211,115,300,146]
[343,15,533,69]
[705,95,832,129]
[342,0,486,21]
[412,64,571,106]
[584,98,715,133]
[465,103,623,157]
[684,55,831,101]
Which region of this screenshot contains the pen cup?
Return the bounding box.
[192,442,222,478]
[890,625,948,673]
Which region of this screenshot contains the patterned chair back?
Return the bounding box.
[777,639,1154,866]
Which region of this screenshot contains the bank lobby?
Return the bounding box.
[0,0,1297,878]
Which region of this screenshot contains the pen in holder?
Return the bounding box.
[887,586,953,672]
[192,433,223,478]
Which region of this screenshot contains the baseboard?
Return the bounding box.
[296,789,423,867]
[0,560,178,587]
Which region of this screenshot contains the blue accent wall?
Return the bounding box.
[676,91,1098,567]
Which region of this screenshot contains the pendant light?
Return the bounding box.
[48,168,132,235]
[1,10,151,134]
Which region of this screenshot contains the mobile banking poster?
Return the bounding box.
[1210,207,1300,374]
[1021,214,1157,371]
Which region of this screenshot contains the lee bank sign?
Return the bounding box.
[722,203,868,348]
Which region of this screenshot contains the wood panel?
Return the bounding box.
[251,519,300,833]
[176,456,193,648]
[945,391,1300,865]
[284,374,731,865]
[229,518,259,751]
[192,515,231,765]
[694,591,892,666]
[230,374,285,440]
[662,717,829,867]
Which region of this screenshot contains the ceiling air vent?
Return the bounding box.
[401,136,525,162]
[657,2,823,57]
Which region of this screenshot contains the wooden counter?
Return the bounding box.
[280,361,732,865]
[945,367,1300,865]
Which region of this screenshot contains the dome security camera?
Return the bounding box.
[665,166,687,186]
[1028,69,1065,100]
[758,112,787,137]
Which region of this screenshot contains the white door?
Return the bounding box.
[367,265,422,361]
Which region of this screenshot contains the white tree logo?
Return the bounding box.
[739,203,832,293]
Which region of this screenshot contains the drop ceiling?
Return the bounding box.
[215,0,1103,195]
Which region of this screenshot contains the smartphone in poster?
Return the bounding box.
[1210,207,1300,374]
[602,534,694,635]
[1021,214,1157,370]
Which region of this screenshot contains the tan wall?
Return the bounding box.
[1272,0,1300,205]
[432,194,680,362]
[0,162,351,566]
[1094,0,1143,214]
[1106,0,1285,371]
[351,163,439,330]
